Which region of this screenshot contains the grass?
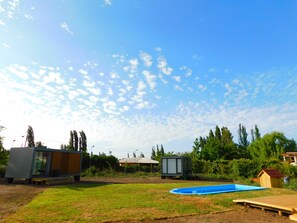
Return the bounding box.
[4,181,297,223]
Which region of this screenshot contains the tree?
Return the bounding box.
[79,130,87,152]
[35,141,47,148]
[247,131,294,160]
[140,152,145,158]
[73,130,78,151]
[255,125,261,140]
[151,146,156,159]
[60,144,67,150]
[26,125,35,147]
[156,144,160,156]
[133,152,136,157]
[193,126,238,161]
[0,125,9,165]
[0,125,4,151]
[160,145,165,156]
[238,124,249,157]
[69,131,74,150]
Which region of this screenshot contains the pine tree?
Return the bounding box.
[26,125,35,147]
[255,125,261,140]
[69,130,74,150]
[151,146,156,159]
[73,130,78,151]
[79,130,87,152]
[160,144,165,156]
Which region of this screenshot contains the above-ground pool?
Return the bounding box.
[170,184,266,195]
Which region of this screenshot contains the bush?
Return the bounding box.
[0,165,6,178]
[81,166,99,177]
[231,159,260,178]
[284,178,297,191]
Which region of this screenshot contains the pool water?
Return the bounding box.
[170,184,265,195]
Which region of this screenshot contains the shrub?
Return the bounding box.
[231,159,260,178]
[0,165,6,178]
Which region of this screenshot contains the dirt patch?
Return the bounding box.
[0,177,294,222]
[150,207,292,223]
[0,179,45,220]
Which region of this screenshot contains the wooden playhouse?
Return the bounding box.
[257,169,283,188]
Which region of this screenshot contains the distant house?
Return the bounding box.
[258,169,283,188]
[119,157,159,172]
[119,157,159,166]
[281,152,297,165]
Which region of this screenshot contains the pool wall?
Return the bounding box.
[170,184,266,195]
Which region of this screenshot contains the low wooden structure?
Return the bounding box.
[257,169,283,188]
[5,147,82,183]
[234,195,297,221]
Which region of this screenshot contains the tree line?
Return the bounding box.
[60,130,87,152]
[191,124,296,161]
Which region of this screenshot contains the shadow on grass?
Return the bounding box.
[55,180,125,191]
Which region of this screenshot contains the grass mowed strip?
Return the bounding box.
[4,182,297,222]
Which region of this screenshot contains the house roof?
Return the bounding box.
[119,157,159,164]
[282,152,297,157]
[258,169,283,178]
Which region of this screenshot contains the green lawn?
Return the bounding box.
[4,182,297,223]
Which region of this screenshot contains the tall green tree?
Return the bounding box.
[247,131,294,160]
[73,130,78,151]
[151,146,156,159]
[68,130,74,150]
[26,125,35,147]
[79,130,87,152]
[0,125,9,165]
[160,144,165,155]
[238,124,249,157]
[194,126,238,161]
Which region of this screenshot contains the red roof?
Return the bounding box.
[258,169,283,178]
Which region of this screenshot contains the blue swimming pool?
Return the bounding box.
[170,184,265,195]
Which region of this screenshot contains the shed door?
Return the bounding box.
[177,158,182,174]
[162,159,167,174]
[168,159,176,174]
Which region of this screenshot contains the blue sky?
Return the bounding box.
[1,0,297,158]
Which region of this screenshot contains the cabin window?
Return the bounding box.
[32,151,49,176]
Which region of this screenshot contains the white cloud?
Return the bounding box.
[104,0,112,6]
[7,65,29,79]
[198,84,207,92]
[24,13,33,20]
[78,69,88,75]
[157,56,173,75]
[60,22,74,35]
[119,105,129,112]
[174,85,184,91]
[143,70,156,90]
[2,43,9,49]
[43,72,64,85]
[110,71,120,79]
[208,67,218,73]
[88,87,101,96]
[103,101,119,115]
[140,52,153,67]
[107,87,113,96]
[224,83,232,96]
[172,76,181,82]
[117,96,126,102]
[77,89,88,96]
[137,80,146,91]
